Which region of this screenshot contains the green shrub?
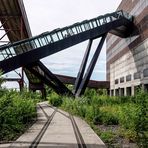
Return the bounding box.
[100,130,116,144]
[85,106,94,121]
[84,88,97,98]
[99,106,120,125]
[134,90,148,147]
[0,89,37,141]
[61,97,71,111]
[56,88,147,146]
[100,111,119,125]
[118,104,140,130]
[118,128,137,142]
[48,92,62,107]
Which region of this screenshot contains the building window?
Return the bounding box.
[126,74,131,82]
[120,77,124,83]
[134,72,140,79]
[115,79,118,84]
[143,68,148,77]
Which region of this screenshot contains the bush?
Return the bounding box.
[100,130,116,144]
[85,106,95,121]
[49,88,147,146]
[101,112,119,125]
[48,92,62,107]
[134,90,148,147]
[0,90,37,141]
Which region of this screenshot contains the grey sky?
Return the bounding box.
[2,0,122,89]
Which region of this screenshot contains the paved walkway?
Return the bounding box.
[0,102,106,148]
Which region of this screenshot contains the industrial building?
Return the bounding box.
[106,0,148,96]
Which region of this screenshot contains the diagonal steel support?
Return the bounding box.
[73,39,93,94]
[75,34,107,97]
[27,61,73,96]
[26,65,66,95]
[26,66,68,95]
[36,61,73,96]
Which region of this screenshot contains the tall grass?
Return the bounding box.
[48,88,148,146]
[0,89,39,141]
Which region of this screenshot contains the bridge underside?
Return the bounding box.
[0,0,134,97]
[0,0,45,94]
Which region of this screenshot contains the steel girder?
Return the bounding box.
[73,39,93,94]
[75,34,107,97]
[26,61,73,96]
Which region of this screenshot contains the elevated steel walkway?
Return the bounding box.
[0,10,133,96]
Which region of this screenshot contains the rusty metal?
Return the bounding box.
[56,74,110,89]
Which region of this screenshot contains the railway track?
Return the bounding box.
[29,104,56,148]
[29,103,87,148]
[7,102,105,148]
[70,115,87,148]
[49,104,87,148]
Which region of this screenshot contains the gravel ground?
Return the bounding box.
[97,125,138,148]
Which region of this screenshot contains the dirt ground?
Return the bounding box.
[97,125,138,148]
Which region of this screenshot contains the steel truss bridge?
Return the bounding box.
[0,0,134,97]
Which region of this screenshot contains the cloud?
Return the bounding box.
[3,0,122,89]
[40,41,107,80]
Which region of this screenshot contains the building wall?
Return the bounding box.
[106,0,148,96]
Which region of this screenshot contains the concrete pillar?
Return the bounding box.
[113,89,115,96]
[124,87,127,96]
[131,85,135,96]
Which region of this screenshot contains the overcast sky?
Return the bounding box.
[2,0,122,89]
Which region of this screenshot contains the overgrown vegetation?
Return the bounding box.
[48,92,63,107]
[48,88,148,147]
[0,89,40,142]
[0,74,40,142]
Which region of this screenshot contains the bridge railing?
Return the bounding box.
[0,10,132,62]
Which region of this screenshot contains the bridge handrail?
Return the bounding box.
[0,10,133,61]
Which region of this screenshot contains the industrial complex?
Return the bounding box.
[0,1,147,147]
[0,0,147,97]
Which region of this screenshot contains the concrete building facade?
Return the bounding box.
[106,0,148,96]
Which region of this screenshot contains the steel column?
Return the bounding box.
[75,34,107,97]
[20,16,24,90]
[73,39,93,94]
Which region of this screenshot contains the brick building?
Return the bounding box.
[106,0,148,96]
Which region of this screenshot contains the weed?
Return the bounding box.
[100,130,116,144]
[0,85,38,141]
[47,87,147,146]
[48,92,62,107]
